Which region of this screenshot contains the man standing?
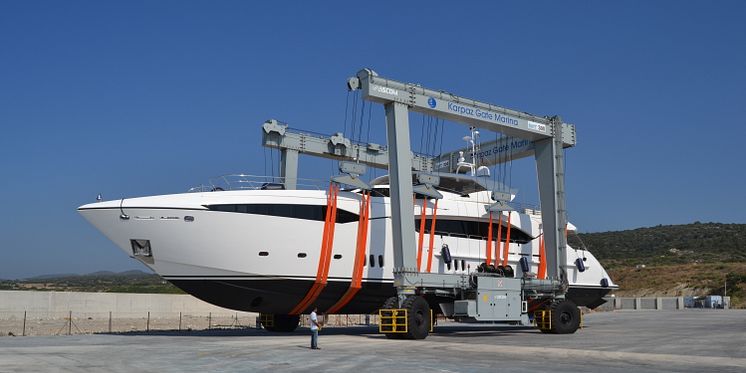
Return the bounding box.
[310,306,321,349]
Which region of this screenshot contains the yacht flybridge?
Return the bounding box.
[79,69,616,338]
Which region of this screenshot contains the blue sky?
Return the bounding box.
[1,1,744,279]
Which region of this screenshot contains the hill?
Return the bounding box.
[0,270,183,294]
[575,222,746,267]
[573,222,746,308]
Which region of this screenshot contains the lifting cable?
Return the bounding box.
[289,183,339,315]
[425,199,439,273]
[416,197,428,271]
[485,212,493,264]
[493,213,503,267]
[326,191,370,314]
[501,212,512,266]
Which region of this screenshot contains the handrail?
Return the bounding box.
[187,174,327,192]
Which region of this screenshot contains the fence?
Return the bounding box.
[0,310,379,337]
[0,290,380,337]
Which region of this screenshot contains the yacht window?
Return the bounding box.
[454,259,459,271]
[415,218,531,244]
[369,254,375,267]
[206,204,359,223]
[258,251,269,257]
[369,188,390,197]
[333,254,342,260]
[446,261,451,270]
[211,204,237,213]
[461,260,466,271]
[378,255,384,268]
[297,252,307,258]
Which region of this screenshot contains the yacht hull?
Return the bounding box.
[78,189,616,314]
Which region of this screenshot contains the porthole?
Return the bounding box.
[184,216,194,222]
[333,254,342,260]
[258,251,269,257]
[297,253,307,258]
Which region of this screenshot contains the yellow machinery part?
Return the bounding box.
[534,309,584,332]
[534,309,552,331]
[378,308,436,334]
[259,313,274,328]
[379,308,407,333]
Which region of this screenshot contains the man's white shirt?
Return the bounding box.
[310,311,319,331]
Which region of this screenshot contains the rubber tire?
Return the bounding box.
[548,300,580,334]
[381,296,402,339]
[402,295,430,340]
[262,314,300,332]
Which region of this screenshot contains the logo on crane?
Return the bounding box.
[427,97,437,108]
[371,85,399,96]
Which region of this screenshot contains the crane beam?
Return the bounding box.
[261,119,433,189]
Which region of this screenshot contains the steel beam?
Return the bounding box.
[280,149,299,190]
[351,69,576,144]
[385,102,419,301]
[534,117,568,285]
[434,129,575,172]
[262,119,433,189]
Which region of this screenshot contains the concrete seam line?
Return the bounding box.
[432,342,746,368]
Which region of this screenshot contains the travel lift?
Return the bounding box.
[262,69,579,339]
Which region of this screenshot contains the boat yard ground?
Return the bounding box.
[1,310,744,373]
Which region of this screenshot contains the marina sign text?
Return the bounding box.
[445,102,519,126]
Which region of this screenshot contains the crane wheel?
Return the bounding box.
[402,295,430,340]
[547,300,581,334]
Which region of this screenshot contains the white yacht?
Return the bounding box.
[78,172,616,330]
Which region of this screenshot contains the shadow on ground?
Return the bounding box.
[103,324,538,338]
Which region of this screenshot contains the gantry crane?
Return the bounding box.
[262,68,581,339]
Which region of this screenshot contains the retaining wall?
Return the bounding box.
[594,296,688,311]
[0,290,253,319]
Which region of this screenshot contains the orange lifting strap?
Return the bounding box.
[326,191,371,314]
[425,199,438,273]
[493,213,503,267]
[537,235,547,279]
[485,212,493,264]
[501,212,512,266]
[416,198,428,271]
[289,183,339,315]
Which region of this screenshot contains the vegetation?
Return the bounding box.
[572,222,746,308]
[0,270,183,294]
